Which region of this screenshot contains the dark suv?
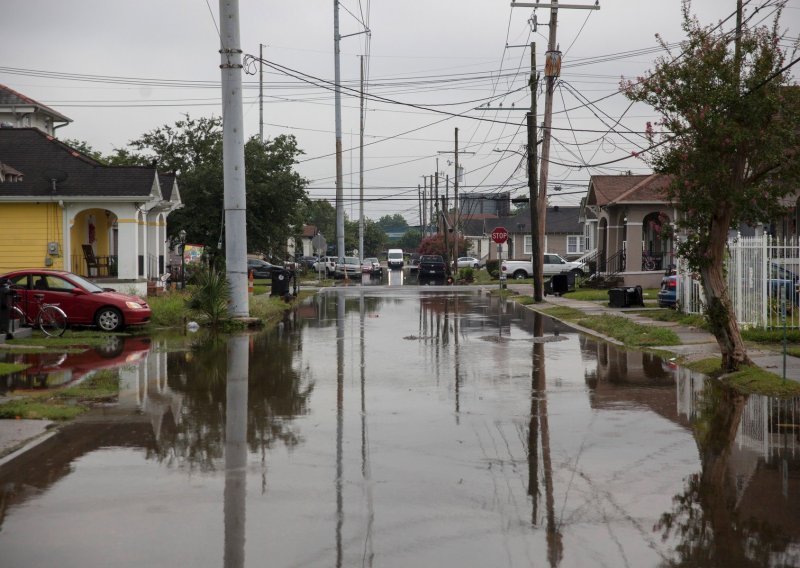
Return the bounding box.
[418,255,446,283]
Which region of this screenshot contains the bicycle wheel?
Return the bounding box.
[37,305,68,337]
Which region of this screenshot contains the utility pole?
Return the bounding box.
[422,175,428,237]
[259,43,264,143]
[434,172,439,233]
[218,0,248,317]
[418,184,423,235]
[529,42,543,302]
[359,55,365,264]
[511,1,599,297]
[333,0,345,259]
[454,128,460,263]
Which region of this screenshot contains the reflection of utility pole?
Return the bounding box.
[359,291,374,566]
[224,336,249,568]
[335,290,345,568]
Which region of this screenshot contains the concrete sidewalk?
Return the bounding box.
[506,284,800,383]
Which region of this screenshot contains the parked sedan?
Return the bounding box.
[1,269,151,332]
[454,256,481,269]
[247,258,278,279]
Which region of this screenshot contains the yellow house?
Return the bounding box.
[0,128,182,296]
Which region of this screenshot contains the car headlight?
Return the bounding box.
[126,301,144,310]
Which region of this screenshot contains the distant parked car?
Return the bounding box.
[657,274,677,308]
[297,255,318,270]
[361,257,382,277]
[418,255,447,283]
[334,257,362,279]
[769,263,800,306]
[247,259,277,279]
[313,256,337,276]
[454,256,481,269]
[1,269,151,332]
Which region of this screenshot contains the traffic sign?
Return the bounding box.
[491,226,508,244]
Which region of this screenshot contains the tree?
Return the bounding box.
[397,229,422,252]
[376,214,409,231]
[60,139,106,162]
[342,218,387,257]
[418,233,465,257]
[303,200,336,244]
[622,2,800,371]
[111,115,309,261]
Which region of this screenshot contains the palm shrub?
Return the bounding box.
[185,266,230,327]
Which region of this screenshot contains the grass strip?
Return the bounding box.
[0,362,29,376]
[628,308,709,329]
[722,366,800,397]
[0,369,120,420]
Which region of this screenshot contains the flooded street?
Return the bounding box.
[1,287,799,567]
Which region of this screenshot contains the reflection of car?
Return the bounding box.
[454,256,481,269]
[1,269,151,332]
[334,257,362,279]
[657,274,677,308]
[0,336,152,394]
[247,259,277,279]
[361,257,382,276]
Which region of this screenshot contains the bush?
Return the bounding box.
[485,259,499,277]
[458,267,475,282]
[185,266,230,327]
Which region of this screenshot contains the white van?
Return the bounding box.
[387,248,404,269]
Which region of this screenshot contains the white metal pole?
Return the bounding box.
[334,0,345,260]
[219,0,249,317]
[359,55,365,264]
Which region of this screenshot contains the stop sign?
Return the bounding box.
[491,226,508,244]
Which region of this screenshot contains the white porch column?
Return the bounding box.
[138,212,147,278]
[116,217,139,280]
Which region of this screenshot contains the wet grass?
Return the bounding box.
[250,290,315,325]
[6,329,127,349]
[575,315,681,347]
[0,362,29,376]
[541,306,585,320]
[0,369,120,420]
[681,356,800,397]
[628,308,709,329]
[722,366,800,397]
[146,292,187,327]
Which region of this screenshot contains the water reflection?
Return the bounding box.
[2,292,800,566]
[0,336,151,394]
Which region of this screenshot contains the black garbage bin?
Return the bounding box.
[608,287,628,308]
[270,268,292,297]
[626,285,644,307]
[0,279,11,336]
[552,274,569,295]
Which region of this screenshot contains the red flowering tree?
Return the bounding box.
[623,3,800,371]
[418,233,467,258]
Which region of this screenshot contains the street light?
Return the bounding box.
[178,229,187,290]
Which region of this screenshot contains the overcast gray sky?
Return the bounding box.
[1,0,797,223]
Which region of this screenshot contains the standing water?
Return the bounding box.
[0,287,798,567]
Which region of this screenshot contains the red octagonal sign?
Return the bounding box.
[491,226,508,244]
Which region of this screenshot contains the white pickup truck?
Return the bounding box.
[501,253,586,280]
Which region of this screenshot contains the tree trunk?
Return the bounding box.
[700,204,752,372]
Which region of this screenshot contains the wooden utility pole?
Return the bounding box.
[454,128,460,262]
[259,43,264,142]
[422,175,428,237]
[358,55,365,263]
[512,1,599,296]
[528,42,543,302]
[333,0,345,259]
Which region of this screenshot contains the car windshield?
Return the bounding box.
[343,257,359,264]
[68,273,105,293]
[388,252,402,259]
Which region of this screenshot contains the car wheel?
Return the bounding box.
[95,307,123,332]
[513,270,528,280]
[570,268,584,277]
[474,263,479,269]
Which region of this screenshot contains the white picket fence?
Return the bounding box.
[677,234,800,329]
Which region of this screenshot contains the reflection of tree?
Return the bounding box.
[656,382,791,566]
[153,330,314,470]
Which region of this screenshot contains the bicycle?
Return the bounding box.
[10,290,68,337]
[642,252,657,271]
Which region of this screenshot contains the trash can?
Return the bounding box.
[552,274,569,295]
[608,287,628,308]
[0,279,11,336]
[270,268,291,297]
[625,285,644,307]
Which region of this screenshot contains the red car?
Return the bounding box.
[1,269,151,332]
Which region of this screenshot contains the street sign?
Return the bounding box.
[491,226,508,244]
[311,234,327,254]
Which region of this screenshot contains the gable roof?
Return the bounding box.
[587,174,672,206]
[0,128,163,200]
[0,84,72,125]
[483,206,582,234]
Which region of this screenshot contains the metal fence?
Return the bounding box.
[678,234,800,329]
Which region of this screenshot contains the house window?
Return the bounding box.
[567,235,583,255]
[524,235,532,255]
